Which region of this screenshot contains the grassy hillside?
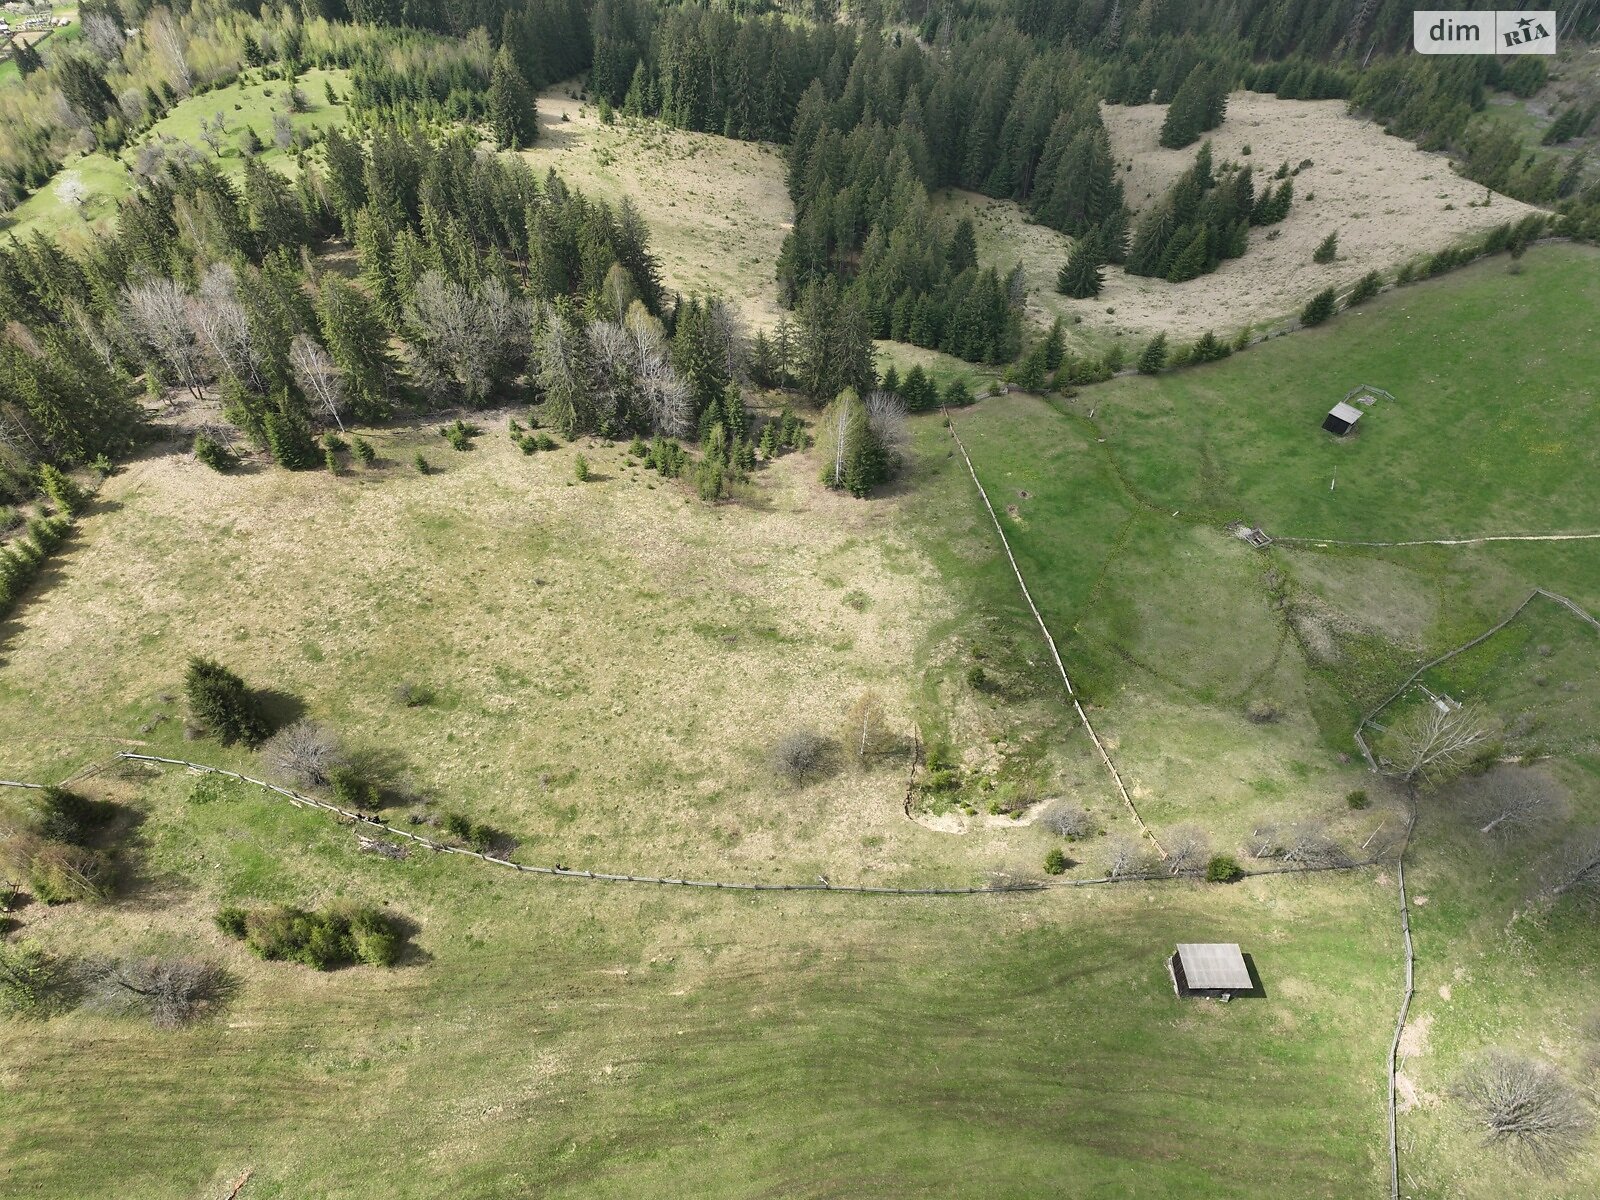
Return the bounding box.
[1,67,350,244]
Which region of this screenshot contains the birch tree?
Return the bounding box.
[289,335,345,432]
[123,278,208,399]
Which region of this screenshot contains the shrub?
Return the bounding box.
[1346,270,1383,306]
[262,719,346,787]
[574,454,590,482]
[1044,847,1069,875]
[1246,699,1280,724]
[37,464,87,516]
[1313,231,1338,263]
[1346,789,1370,810]
[214,906,249,939]
[442,812,474,841]
[324,446,340,474]
[1137,333,1168,374]
[413,451,430,474]
[0,941,71,1017]
[536,434,558,451]
[352,437,376,466]
[262,410,319,469]
[773,730,833,785]
[192,432,237,471]
[966,664,989,691]
[27,786,101,845]
[393,681,435,707]
[328,765,379,811]
[349,907,402,967]
[184,656,270,747]
[1039,802,1095,840]
[28,842,111,904]
[1206,854,1244,883]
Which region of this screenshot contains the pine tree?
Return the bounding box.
[1057,231,1106,299]
[488,47,538,150]
[1313,231,1339,263]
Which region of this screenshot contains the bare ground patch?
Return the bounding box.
[940,93,1538,344]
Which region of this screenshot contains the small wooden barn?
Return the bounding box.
[1322,401,1364,437]
[1170,943,1254,1000]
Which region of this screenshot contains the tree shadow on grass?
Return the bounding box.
[253,688,307,735]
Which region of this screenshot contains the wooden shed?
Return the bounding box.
[1170,943,1254,1000]
[1322,401,1364,436]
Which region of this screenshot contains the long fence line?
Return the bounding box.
[940,409,1167,859]
[1387,803,1420,1200]
[109,753,1380,894]
[1277,530,1600,549]
[1351,589,1600,770]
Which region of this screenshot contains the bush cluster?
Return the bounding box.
[215,902,403,970]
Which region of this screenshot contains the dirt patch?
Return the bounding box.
[1399,1011,1434,1059]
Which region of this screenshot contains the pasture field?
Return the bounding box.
[938,92,1538,343]
[522,86,793,332]
[1087,244,1600,546]
[0,407,1407,1199]
[3,188,1600,1198]
[1,67,350,244]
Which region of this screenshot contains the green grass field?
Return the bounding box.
[1088,245,1600,544]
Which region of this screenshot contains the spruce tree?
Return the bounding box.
[1300,288,1337,326]
[1137,333,1168,375]
[488,47,537,150]
[1057,231,1106,299]
[184,657,269,747]
[1313,231,1339,263]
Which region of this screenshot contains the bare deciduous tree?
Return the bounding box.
[289,334,346,432]
[406,271,527,406]
[1105,835,1154,879]
[1381,701,1495,787]
[842,691,894,766]
[1281,821,1351,869]
[1453,1050,1592,1170]
[1539,828,1600,904]
[1039,802,1096,841]
[1164,824,1212,876]
[272,111,295,152]
[81,956,229,1028]
[123,278,208,399]
[83,12,127,61]
[772,730,833,786]
[865,390,909,456]
[262,719,346,788]
[146,7,193,95]
[189,263,261,388]
[1459,766,1568,838]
